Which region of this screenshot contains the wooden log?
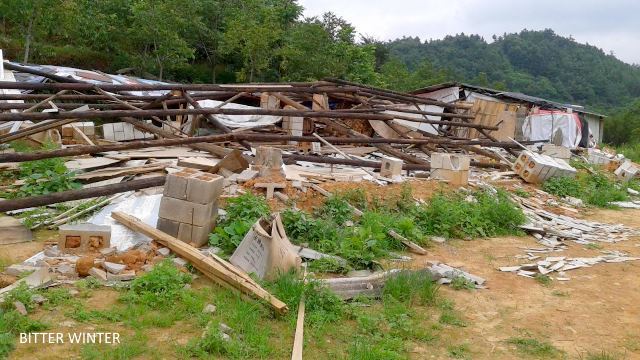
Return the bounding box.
[0,176,166,212]
[0,106,395,123]
[0,133,525,163]
[110,211,289,314]
[271,92,429,166]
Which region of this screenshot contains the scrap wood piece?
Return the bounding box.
[74,162,170,181]
[110,211,288,314]
[388,230,427,255]
[254,182,285,199]
[291,264,307,360]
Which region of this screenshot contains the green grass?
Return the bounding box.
[507,337,563,358]
[616,142,640,163]
[542,170,629,208]
[0,283,49,359]
[80,331,151,360]
[551,290,569,297]
[281,187,525,270]
[535,274,552,286]
[450,276,476,290]
[382,271,440,306]
[585,243,604,250]
[447,343,471,359]
[439,309,467,327]
[208,193,270,254]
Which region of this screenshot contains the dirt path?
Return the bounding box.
[411,208,640,359]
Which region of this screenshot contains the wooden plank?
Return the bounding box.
[110,211,288,314]
[388,229,427,255]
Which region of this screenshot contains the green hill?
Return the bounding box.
[387,29,640,110]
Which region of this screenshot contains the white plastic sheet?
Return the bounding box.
[191,99,282,129]
[522,109,582,148]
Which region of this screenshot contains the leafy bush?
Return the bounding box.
[412,189,526,239]
[122,260,192,308]
[2,142,80,199]
[208,193,270,253]
[542,176,582,198]
[542,172,628,207]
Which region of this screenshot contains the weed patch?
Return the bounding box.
[507,337,563,357]
[450,276,476,290]
[208,193,270,254]
[535,274,552,286]
[447,343,471,359]
[543,171,628,208]
[121,260,192,308]
[382,271,439,306]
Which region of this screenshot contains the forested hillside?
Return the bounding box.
[387,30,640,110]
[1,1,639,143]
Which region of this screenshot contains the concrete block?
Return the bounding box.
[380,157,403,178]
[156,247,170,256]
[614,161,640,182]
[177,221,214,247]
[186,173,224,204]
[163,171,190,200]
[514,151,577,183]
[164,170,223,204]
[158,197,216,226]
[58,224,111,253]
[430,153,470,171]
[157,217,180,237]
[588,148,612,165]
[431,168,469,186]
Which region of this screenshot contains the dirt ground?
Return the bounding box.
[3,206,640,359]
[406,208,640,359]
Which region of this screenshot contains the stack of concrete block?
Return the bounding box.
[157,169,224,247]
[513,150,576,183]
[588,148,612,166]
[61,122,95,142]
[252,146,284,177]
[380,157,403,179]
[614,160,640,182]
[430,153,470,186]
[541,144,571,161]
[58,224,111,254]
[102,122,154,141]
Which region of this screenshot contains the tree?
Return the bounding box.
[0,0,58,62]
[127,0,197,80]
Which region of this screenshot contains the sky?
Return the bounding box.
[298,0,640,65]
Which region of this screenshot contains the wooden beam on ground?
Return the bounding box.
[110,211,289,315]
[0,176,166,212]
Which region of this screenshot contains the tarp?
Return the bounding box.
[522,108,582,148]
[191,99,282,129]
